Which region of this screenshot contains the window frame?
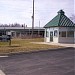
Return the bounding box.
[46,29,49,37]
[67,31,74,37]
[54,30,58,37]
[59,31,66,37]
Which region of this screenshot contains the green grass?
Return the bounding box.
[0,38,63,54]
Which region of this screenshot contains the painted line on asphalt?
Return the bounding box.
[0,56,8,58]
[0,70,5,75]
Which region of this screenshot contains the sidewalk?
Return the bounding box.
[32,42,75,48]
[0,70,5,75]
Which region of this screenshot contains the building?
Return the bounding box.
[44,10,75,44]
[0,27,45,38]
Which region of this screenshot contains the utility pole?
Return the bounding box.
[32,0,34,38]
[24,23,25,37]
[38,20,40,36]
[24,23,25,29]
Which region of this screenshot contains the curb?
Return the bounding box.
[0,47,74,56]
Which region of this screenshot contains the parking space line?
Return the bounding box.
[0,56,8,58]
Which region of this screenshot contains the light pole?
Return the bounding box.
[4,26,6,35]
[38,21,40,36]
[32,0,34,38]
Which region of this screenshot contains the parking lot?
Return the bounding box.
[0,47,75,75]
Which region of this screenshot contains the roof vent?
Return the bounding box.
[57,10,65,15]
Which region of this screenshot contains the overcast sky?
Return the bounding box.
[0,0,74,27]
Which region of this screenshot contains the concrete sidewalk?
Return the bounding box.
[32,42,75,48]
[0,70,5,75]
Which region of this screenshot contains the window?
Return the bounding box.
[46,31,49,37]
[54,30,58,37]
[59,32,62,37]
[67,31,74,37]
[46,29,49,37]
[62,31,66,37]
[59,31,66,37]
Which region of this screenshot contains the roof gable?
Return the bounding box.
[44,10,75,28]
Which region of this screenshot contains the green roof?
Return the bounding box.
[44,10,75,28]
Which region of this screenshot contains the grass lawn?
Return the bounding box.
[0,38,63,54]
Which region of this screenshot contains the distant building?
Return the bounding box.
[44,10,75,43]
[0,27,44,38]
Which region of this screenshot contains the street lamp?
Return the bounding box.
[32,0,34,38]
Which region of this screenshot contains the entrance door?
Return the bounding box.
[50,31,53,42]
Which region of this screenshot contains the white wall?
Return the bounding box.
[59,27,74,31]
[59,37,74,43]
[44,27,59,43]
[44,28,50,42]
[59,27,75,44]
[53,37,58,43]
[46,37,50,42]
[53,27,59,43]
[45,27,75,43]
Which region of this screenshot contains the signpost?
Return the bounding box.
[7,32,11,46]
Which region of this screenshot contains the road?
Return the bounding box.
[0,47,75,75]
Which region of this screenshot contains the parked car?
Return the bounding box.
[0,35,11,42]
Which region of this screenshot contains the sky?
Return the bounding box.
[0,0,74,27]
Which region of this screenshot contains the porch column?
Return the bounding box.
[14,32,17,38]
[49,28,50,42]
[74,31,75,43]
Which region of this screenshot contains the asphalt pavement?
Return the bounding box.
[0,47,75,75]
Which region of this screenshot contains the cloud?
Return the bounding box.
[0,0,33,25]
[0,0,74,27]
[34,0,74,26]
